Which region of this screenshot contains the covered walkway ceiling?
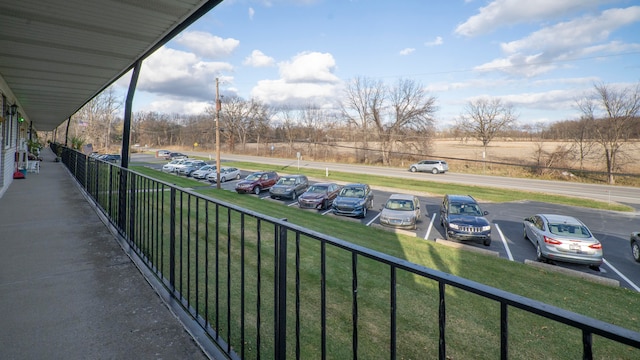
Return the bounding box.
[0,0,223,131]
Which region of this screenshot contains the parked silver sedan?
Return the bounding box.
[379,194,423,230]
[523,214,603,268]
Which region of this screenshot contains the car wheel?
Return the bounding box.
[322,199,328,210]
[361,207,367,218]
[292,192,297,200]
[220,176,226,182]
[235,174,241,180]
[253,186,261,195]
[536,243,544,261]
[483,239,491,247]
[410,166,417,172]
[523,226,528,240]
[431,168,439,174]
[632,240,640,263]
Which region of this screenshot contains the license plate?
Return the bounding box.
[569,243,580,251]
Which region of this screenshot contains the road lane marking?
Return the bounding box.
[495,223,514,261]
[603,259,640,292]
[424,213,436,240]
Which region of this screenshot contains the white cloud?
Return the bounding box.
[474,6,640,77]
[251,52,343,107]
[279,52,341,83]
[138,47,233,101]
[399,48,415,56]
[455,0,604,37]
[174,31,240,59]
[424,36,443,46]
[249,7,255,20]
[243,50,276,67]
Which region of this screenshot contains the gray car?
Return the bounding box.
[409,160,448,174]
[269,174,309,200]
[379,194,423,230]
[523,214,603,268]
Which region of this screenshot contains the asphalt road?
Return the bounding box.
[133,152,640,291]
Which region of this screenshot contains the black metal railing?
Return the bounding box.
[59,147,640,359]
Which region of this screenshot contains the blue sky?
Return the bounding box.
[115,0,640,128]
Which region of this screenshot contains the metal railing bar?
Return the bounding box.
[352,252,358,360]
[439,282,446,360]
[241,210,246,360]
[226,207,232,354]
[390,266,397,360]
[501,301,508,360]
[321,240,326,360]
[204,201,210,330]
[195,196,200,321]
[256,218,263,360]
[295,231,301,360]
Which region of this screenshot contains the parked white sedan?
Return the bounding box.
[207,167,241,183]
[192,165,217,180]
[162,159,186,173]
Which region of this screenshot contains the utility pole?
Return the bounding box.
[215,77,221,189]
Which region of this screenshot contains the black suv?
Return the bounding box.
[439,194,491,246]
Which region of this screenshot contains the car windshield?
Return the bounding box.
[339,187,365,198]
[307,185,327,193]
[245,173,261,181]
[548,223,591,238]
[385,199,414,211]
[278,177,296,185]
[451,203,482,216]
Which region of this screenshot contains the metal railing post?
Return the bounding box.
[275,224,288,360]
[169,188,177,290]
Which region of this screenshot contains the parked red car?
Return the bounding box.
[235,171,279,194]
[297,182,341,210]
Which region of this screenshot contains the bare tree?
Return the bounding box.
[566,117,597,170]
[341,76,385,163]
[577,82,640,184]
[375,78,437,165]
[74,87,122,151]
[457,97,517,154]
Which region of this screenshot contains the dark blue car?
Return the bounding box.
[332,183,374,218]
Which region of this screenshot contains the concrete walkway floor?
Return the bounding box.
[0,148,210,359]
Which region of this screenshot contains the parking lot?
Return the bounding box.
[136,153,640,291]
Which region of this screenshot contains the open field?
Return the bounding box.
[133,138,640,186]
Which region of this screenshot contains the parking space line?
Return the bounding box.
[367,214,380,227]
[603,259,640,292]
[287,201,298,207]
[424,213,436,240]
[494,223,514,261]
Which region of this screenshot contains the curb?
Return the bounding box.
[524,259,619,287]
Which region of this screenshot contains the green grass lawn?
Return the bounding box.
[128,164,640,359]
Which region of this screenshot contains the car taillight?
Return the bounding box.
[544,236,562,245]
[589,243,602,249]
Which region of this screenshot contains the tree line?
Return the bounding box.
[55,80,640,184]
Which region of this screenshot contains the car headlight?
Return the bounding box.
[482,225,491,231]
[449,223,460,230]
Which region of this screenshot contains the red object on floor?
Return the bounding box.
[13,171,25,179]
